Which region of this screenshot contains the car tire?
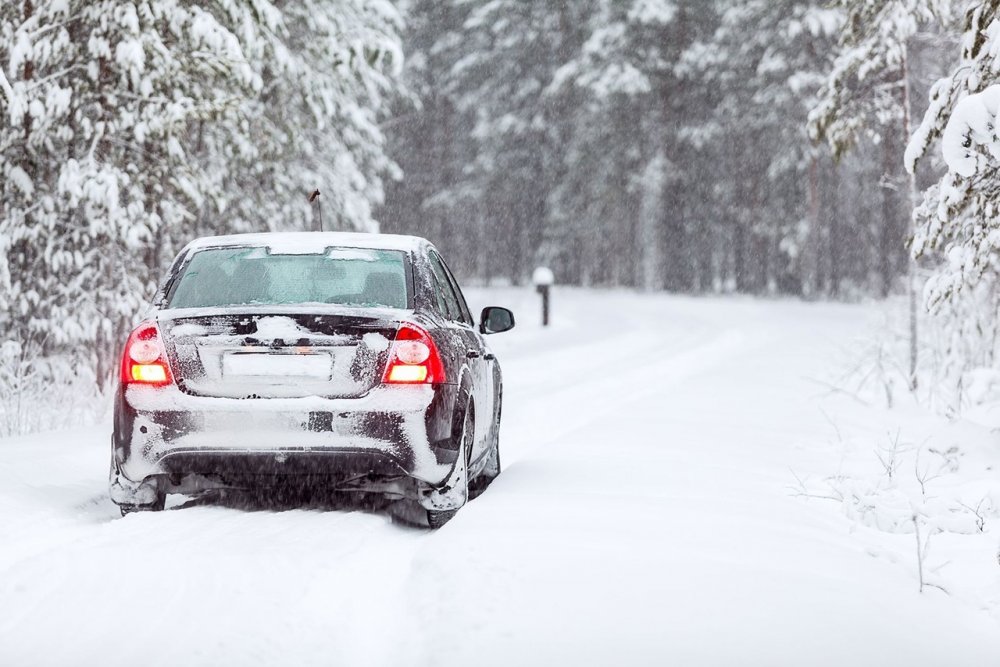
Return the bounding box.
[119,492,166,516]
[470,393,501,498]
[470,438,500,497]
[426,399,474,528]
[426,507,457,529]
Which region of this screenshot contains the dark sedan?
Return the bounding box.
[109,232,514,527]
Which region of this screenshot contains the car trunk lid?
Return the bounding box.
[157,309,399,399]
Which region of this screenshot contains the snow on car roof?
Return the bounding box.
[182,232,432,255]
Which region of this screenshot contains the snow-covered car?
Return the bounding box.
[109,232,514,526]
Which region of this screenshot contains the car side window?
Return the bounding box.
[435,253,474,326]
[426,265,451,317]
[428,252,464,324]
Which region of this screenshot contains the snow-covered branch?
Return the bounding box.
[940,85,1000,177]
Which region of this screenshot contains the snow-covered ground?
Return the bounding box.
[2,288,1000,666]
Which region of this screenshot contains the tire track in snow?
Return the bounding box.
[500,329,752,462]
[0,505,427,667]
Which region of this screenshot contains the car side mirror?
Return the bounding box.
[480,307,515,335]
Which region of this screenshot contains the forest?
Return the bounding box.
[2,0,1000,399]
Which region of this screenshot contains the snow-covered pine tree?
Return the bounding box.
[810,0,953,386]
[547,0,707,289]
[440,0,589,284]
[0,1,403,387]
[683,0,840,295]
[893,2,1000,413]
[907,1,1000,306]
[197,0,404,242]
[1,1,265,379]
[378,0,483,277]
[810,0,952,159]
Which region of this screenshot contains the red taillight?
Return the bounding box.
[121,322,173,387]
[382,324,445,385]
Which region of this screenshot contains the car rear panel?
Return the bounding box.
[117,383,449,483]
[114,306,458,488]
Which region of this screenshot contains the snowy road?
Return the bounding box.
[2,289,999,666]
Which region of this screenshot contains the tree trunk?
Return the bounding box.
[638,151,666,292]
[806,154,820,298]
[879,130,897,298]
[734,223,747,292]
[902,47,919,391]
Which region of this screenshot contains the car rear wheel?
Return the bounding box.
[119,492,166,516]
[470,394,501,498]
[426,400,474,528]
[426,507,456,529]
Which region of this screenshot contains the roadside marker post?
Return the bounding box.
[532,267,554,327]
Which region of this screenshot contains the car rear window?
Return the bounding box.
[166,246,410,310]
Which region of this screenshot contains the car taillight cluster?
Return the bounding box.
[382,323,445,385]
[121,322,173,386]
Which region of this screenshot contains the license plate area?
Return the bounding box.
[222,352,333,379]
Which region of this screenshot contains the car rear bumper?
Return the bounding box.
[113,384,454,490]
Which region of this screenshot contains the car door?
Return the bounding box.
[427,251,490,462]
[435,253,496,432]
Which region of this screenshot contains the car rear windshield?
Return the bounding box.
[166,246,410,310]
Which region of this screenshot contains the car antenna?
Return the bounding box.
[309,189,323,231]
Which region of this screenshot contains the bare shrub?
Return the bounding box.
[0,342,110,437]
